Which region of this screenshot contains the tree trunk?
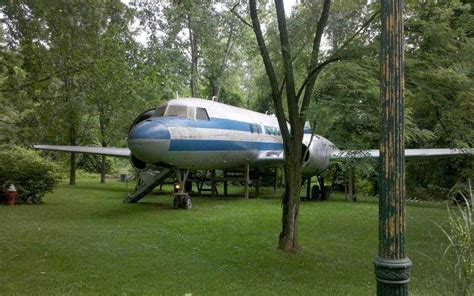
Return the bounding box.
[69,124,76,185]
[99,106,107,184]
[278,141,303,252]
[346,167,355,201]
[100,155,106,184]
[188,14,199,97]
[248,0,331,252]
[212,23,235,100]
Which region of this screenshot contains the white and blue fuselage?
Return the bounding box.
[128,98,335,176]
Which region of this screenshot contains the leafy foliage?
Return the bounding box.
[77,154,111,175]
[405,0,474,148]
[0,146,63,204]
[437,180,473,295]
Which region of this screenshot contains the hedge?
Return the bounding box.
[0,146,63,204]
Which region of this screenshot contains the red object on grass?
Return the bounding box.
[6,184,17,206]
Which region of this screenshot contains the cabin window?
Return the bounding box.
[196,108,210,121]
[264,126,281,136]
[250,123,262,134]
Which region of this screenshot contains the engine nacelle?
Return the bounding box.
[301,135,336,176]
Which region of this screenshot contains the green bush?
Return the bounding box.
[437,180,473,295]
[77,153,111,174]
[0,146,63,204]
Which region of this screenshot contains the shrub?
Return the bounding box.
[437,180,473,295]
[0,146,63,204]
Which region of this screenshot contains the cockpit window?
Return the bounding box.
[165,105,189,118]
[196,108,210,121]
[153,104,206,120]
[154,105,167,117]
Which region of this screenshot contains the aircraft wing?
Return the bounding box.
[34,145,130,158]
[330,148,473,159]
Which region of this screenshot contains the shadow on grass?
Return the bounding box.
[66,183,129,193]
[130,201,173,210]
[89,201,176,219]
[405,200,447,210]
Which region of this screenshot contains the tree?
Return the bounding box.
[244,0,333,252]
[1,0,142,184]
[85,1,137,183]
[242,0,380,251]
[1,0,100,184]
[133,1,250,101]
[403,0,474,198]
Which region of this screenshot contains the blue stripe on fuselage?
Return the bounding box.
[169,140,283,151]
[153,116,257,133]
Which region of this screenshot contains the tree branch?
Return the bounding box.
[279,76,286,98]
[336,8,380,55]
[275,0,298,126]
[0,63,91,93]
[298,0,332,129]
[298,7,380,119]
[296,56,339,101]
[213,21,235,99]
[230,1,253,30]
[248,0,289,140]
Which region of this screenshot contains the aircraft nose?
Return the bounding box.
[128,120,170,141]
[127,120,170,164]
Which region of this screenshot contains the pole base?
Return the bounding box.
[374,257,412,295]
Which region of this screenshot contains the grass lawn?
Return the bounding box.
[0,176,457,295]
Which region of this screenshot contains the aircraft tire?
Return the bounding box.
[311,185,320,200]
[173,196,180,209]
[181,196,192,210]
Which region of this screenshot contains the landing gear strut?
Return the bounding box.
[173,169,192,210]
[307,176,331,201]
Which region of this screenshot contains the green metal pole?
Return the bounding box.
[374,0,412,295]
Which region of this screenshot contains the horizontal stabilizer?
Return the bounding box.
[34,145,130,158]
[331,148,473,159]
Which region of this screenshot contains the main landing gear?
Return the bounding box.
[306,175,331,201]
[173,169,192,210]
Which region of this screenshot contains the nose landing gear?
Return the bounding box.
[173,169,192,210]
[173,193,192,209]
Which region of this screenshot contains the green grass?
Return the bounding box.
[0,176,456,295]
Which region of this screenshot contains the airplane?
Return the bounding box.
[34,97,473,209]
